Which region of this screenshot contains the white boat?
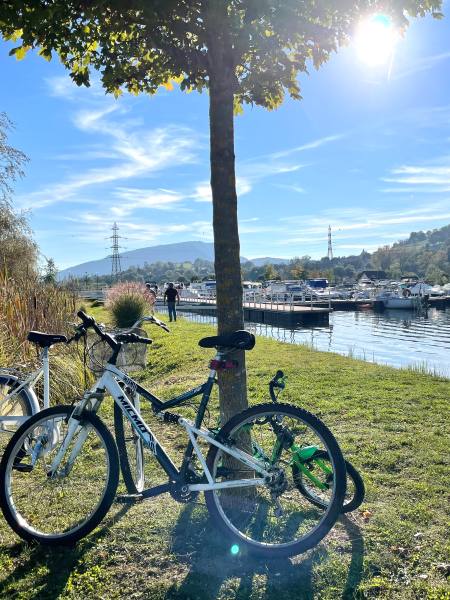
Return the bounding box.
[376,290,425,310]
[408,282,433,296]
[185,280,216,299]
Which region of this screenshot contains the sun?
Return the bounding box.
[354,14,399,67]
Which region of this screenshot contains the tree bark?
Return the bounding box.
[208,46,248,426]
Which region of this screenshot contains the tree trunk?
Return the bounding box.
[208,59,248,426]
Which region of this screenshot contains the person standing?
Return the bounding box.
[145,282,157,314]
[164,282,180,322]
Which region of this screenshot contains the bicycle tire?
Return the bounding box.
[292,450,365,513]
[114,393,145,494]
[0,374,38,421]
[0,405,119,545]
[204,402,346,558]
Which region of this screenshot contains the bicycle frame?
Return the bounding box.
[49,357,271,495]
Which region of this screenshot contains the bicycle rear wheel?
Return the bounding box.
[114,393,145,494]
[0,374,37,421]
[0,375,37,454]
[205,402,346,558]
[0,405,119,545]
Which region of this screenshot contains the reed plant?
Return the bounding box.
[0,268,92,402]
[0,269,77,364]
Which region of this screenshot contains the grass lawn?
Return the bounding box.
[0,307,449,599]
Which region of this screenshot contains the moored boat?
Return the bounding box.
[376,290,426,310]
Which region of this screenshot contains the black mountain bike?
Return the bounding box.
[0,311,347,558]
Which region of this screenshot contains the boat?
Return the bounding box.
[185,280,216,299]
[243,281,263,301]
[376,290,426,310]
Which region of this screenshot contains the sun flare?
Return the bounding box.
[354,14,399,66]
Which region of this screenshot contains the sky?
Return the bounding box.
[1,8,450,270]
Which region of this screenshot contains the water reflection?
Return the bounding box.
[161,308,450,378]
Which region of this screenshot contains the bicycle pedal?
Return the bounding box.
[115,493,143,504]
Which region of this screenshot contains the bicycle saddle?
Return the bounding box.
[27,331,68,347]
[198,330,255,350]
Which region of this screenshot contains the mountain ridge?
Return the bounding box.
[58,241,288,279]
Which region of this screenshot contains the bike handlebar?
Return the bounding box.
[76,310,119,349]
[75,310,153,347]
[269,370,285,403]
[115,332,153,345]
[131,314,170,333]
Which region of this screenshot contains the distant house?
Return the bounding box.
[357,270,388,283]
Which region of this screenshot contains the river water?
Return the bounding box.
[168,307,450,378]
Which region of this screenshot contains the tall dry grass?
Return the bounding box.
[0,269,77,362]
[0,270,89,402]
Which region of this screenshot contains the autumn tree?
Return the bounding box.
[0,0,442,420]
[0,113,36,276]
[0,112,28,202]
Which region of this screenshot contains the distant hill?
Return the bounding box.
[58,241,216,279]
[248,257,290,267]
[58,225,450,284]
[58,240,289,279]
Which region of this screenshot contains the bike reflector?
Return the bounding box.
[209,359,238,371]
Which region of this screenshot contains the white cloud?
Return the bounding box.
[276,201,450,252]
[250,134,345,162]
[274,183,306,194]
[17,107,199,210]
[65,211,213,246]
[111,188,186,215]
[192,177,252,202]
[382,161,450,192]
[393,51,450,80]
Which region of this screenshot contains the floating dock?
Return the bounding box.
[158,299,331,326]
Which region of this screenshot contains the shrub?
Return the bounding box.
[105,282,154,328]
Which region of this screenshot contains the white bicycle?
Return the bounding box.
[0,314,157,436]
[0,332,69,435]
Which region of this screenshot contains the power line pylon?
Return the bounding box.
[108,222,124,281]
[327,225,333,260]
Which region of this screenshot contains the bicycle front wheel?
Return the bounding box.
[0,405,119,545]
[205,402,346,558]
[114,393,145,494]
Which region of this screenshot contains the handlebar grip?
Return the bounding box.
[115,333,152,345]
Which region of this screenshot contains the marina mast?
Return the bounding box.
[327,225,333,261]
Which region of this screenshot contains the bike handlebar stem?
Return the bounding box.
[77,310,118,350]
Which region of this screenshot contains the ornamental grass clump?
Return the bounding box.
[105,282,154,328]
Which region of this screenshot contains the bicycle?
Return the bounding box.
[0,310,347,558]
[114,322,365,510]
[0,331,70,436]
[111,314,170,494]
[267,370,365,513]
[0,314,163,438]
